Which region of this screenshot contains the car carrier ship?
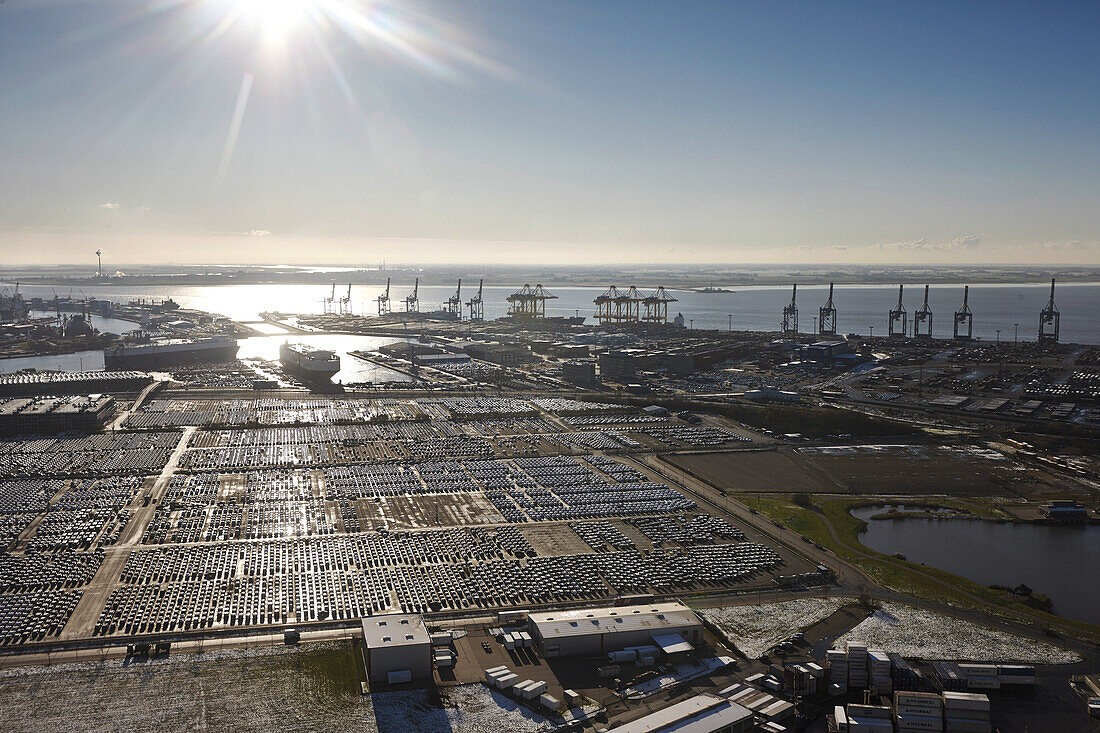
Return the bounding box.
[103,335,238,369]
[279,342,341,381]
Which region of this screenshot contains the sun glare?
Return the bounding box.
[233,0,310,43]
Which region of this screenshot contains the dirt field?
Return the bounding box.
[520,524,592,555]
[665,449,835,494]
[667,445,1042,497]
[354,493,503,530]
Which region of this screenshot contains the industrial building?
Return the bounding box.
[1040,500,1089,522]
[604,693,753,733]
[361,614,432,684]
[462,341,533,366]
[796,340,855,365]
[561,360,598,387]
[528,601,703,658]
[0,394,115,435]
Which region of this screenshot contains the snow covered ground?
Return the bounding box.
[369,685,553,733]
[0,643,554,733]
[699,597,849,658]
[836,602,1081,664]
[620,656,735,700]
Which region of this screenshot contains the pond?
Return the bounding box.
[852,505,1100,625]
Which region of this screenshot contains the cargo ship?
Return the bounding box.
[279,342,340,381]
[104,335,238,369]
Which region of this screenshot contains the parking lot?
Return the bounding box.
[0,394,807,647]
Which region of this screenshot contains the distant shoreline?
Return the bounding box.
[4,266,1099,290]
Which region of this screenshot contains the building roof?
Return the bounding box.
[361,613,429,648]
[530,602,700,641]
[605,693,752,733]
[651,632,694,655]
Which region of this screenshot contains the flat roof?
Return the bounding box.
[531,602,700,640]
[651,632,694,655]
[361,613,429,648]
[606,693,752,733]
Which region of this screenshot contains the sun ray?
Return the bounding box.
[214,72,255,193]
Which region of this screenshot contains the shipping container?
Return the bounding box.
[895,713,945,731]
[942,692,990,711]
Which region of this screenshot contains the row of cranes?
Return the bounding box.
[322,283,354,315]
[782,279,1061,342]
[371,278,486,321]
[593,286,679,325]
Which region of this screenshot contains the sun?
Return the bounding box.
[232,0,311,43]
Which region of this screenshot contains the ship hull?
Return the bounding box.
[280,358,340,381]
[279,344,340,382]
[104,343,239,369]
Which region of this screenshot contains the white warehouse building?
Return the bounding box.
[361,613,432,684]
[529,601,703,658]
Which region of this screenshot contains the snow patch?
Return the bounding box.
[700,597,849,658]
[836,602,1081,664]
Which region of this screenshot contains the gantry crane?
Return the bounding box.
[377,278,391,315]
[323,282,337,314]
[1039,278,1059,343]
[953,286,973,340]
[888,285,907,337]
[339,284,352,315]
[819,283,837,336]
[404,278,419,313]
[445,279,462,319]
[914,285,933,338]
[466,279,484,321]
[782,284,798,333]
[642,286,677,324]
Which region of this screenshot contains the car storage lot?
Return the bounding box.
[0,394,812,648]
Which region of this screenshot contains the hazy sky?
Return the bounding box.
[1,0,1098,266]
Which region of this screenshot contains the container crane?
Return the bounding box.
[953,286,973,340]
[404,278,419,313]
[445,279,462,319]
[466,279,484,321]
[1039,278,1059,343]
[888,285,907,337]
[377,278,392,315]
[819,283,837,336]
[914,285,933,338]
[323,282,336,314]
[782,284,798,333]
[339,284,352,315]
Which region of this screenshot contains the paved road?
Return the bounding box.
[58,427,197,641]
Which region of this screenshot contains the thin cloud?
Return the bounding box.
[247,229,272,237]
[874,234,982,252]
[99,202,121,210]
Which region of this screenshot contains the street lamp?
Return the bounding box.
[1014,323,1019,346]
[869,325,874,339]
[689,319,693,330]
[728,314,732,332]
[996,329,1001,344]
